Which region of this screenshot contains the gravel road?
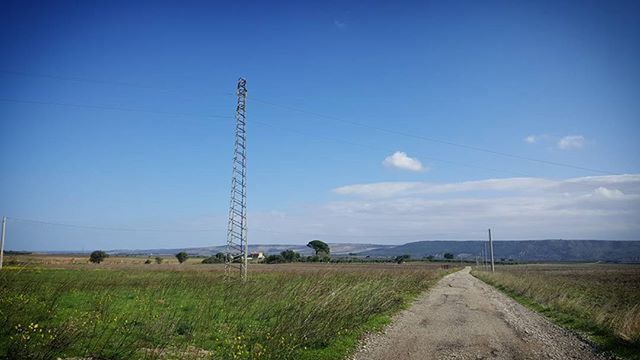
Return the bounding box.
[353,267,606,360]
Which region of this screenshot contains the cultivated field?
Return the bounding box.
[0,256,455,360]
[473,264,640,358]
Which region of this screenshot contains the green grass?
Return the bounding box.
[472,264,640,359]
[0,264,453,360]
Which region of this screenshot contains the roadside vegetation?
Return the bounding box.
[0,261,454,360]
[473,264,640,359]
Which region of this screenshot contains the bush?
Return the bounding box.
[395,254,411,264]
[202,256,224,264]
[265,254,285,264]
[280,250,301,262]
[144,259,152,264]
[155,257,163,264]
[89,250,108,264]
[444,253,454,260]
[175,252,189,264]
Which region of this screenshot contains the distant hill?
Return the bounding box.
[48,240,640,263]
[359,240,640,263]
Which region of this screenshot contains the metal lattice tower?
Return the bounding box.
[225,78,248,281]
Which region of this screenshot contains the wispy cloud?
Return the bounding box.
[382,151,426,172]
[333,20,346,29]
[524,135,538,144]
[334,174,640,198]
[334,177,556,198]
[558,135,586,150]
[249,174,640,242]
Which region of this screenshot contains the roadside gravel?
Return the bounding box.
[353,267,607,360]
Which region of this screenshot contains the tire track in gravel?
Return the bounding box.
[353,267,607,360]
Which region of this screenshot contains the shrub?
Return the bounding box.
[175,252,188,264]
[89,250,108,264]
[280,250,301,262]
[155,257,163,264]
[202,256,224,264]
[265,254,285,264]
[395,254,411,264]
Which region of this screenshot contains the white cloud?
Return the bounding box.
[334,175,640,199]
[333,20,346,29]
[592,187,626,199]
[524,135,537,144]
[558,135,586,150]
[382,151,425,172]
[249,174,640,243]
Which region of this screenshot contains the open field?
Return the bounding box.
[2,254,208,267]
[473,264,640,359]
[0,256,455,360]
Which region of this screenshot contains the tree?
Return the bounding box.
[307,240,330,257]
[175,252,189,264]
[425,255,434,261]
[89,250,108,264]
[281,250,301,262]
[443,252,454,260]
[395,254,411,264]
[155,256,163,264]
[215,252,226,260]
[265,254,285,264]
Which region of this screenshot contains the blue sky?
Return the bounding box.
[1,0,639,251]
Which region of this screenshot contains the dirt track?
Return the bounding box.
[353,267,605,360]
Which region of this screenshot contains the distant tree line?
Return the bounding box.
[3,250,32,255]
[202,252,227,264]
[86,243,473,266]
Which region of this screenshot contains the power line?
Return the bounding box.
[7,216,436,239]
[251,119,530,177]
[0,70,163,90]
[1,97,530,177]
[8,217,222,233]
[0,98,233,119]
[2,69,617,175]
[0,69,234,102]
[250,97,615,175]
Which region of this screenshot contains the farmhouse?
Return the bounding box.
[249,252,265,261]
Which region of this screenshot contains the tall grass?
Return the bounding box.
[473,264,640,358]
[0,264,451,359]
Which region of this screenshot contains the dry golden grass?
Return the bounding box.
[474,264,640,357]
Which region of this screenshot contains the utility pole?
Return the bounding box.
[488,228,495,272]
[225,78,249,282]
[0,216,6,270]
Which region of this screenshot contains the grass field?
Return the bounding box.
[0,256,454,360]
[473,264,640,359]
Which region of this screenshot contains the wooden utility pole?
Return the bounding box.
[0,216,6,270]
[488,228,495,272]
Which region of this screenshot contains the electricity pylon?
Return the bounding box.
[225,78,248,281]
